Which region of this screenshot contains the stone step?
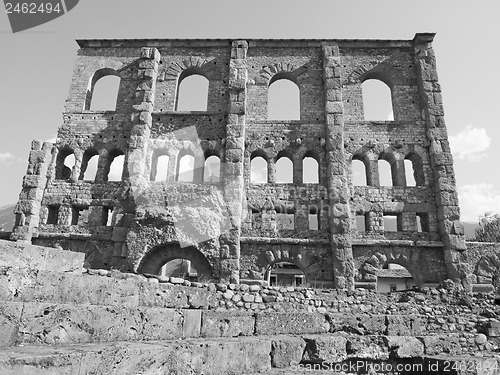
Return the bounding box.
[1,298,485,357]
[0,337,498,375]
[0,239,84,273]
[0,337,270,375]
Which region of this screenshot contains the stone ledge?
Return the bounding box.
[0,336,497,375]
[0,239,83,273]
[0,337,271,375]
[240,237,329,245]
[352,239,444,247]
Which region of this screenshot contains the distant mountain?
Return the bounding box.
[0,204,15,232]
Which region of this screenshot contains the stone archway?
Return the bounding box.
[358,248,419,285]
[137,244,213,282]
[252,246,328,287]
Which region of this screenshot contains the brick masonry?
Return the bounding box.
[10,34,475,291]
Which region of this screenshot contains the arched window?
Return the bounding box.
[268,76,300,120]
[175,73,209,111]
[275,156,293,183]
[251,154,268,183]
[352,156,369,186]
[79,149,98,181]
[378,158,394,187]
[404,154,425,186]
[85,69,120,111]
[177,153,195,182]
[404,159,416,187]
[104,150,124,182]
[151,154,170,182]
[55,149,75,180]
[303,154,319,183]
[204,155,220,183]
[362,79,393,121]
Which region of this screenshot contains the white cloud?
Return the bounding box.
[0,152,16,164]
[458,183,500,222]
[449,125,491,162]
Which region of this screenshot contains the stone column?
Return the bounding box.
[322,44,355,290]
[10,140,53,243]
[394,156,406,187]
[120,47,160,267]
[413,33,470,290]
[220,40,248,283]
[127,47,160,187]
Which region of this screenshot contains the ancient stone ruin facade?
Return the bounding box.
[11,34,472,291]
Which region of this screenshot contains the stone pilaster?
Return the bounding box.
[120,47,160,266]
[127,47,160,188]
[322,44,355,290]
[220,40,248,283]
[413,33,470,290]
[10,140,53,242]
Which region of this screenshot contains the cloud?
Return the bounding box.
[449,125,491,162]
[0,152,16,164]
[457,183,500,222]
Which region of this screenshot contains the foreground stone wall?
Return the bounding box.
[1,241,500,374]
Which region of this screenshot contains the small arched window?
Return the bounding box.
[79,149,99,181]
[303,153,319,183]
[405,153,425,186]
[404,159,416,186]
[275,156,293,183]
[176,72,209,111]
[362,79,393,121]
[251,153,268,184]
[151,154,170,182]
[352,155,369,186]
[85,69,120,111]
[268,76,300,120]
[177,153,195,182]
[204,155,220,183]
[55,149,75,180]
[104,149,124,182]
[378,158,393,187]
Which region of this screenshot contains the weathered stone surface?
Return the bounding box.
[386,315,422,335]
[255,312,329,335]
[270,336,306,368]
[302,334,347,362]
[0,240,84,273]
[386,336,424,358]
[329,313,385,335]
[201,311,254,338]
[0,302,22,347]
[419,335,461,356]
[0,337,272,375]
[15,302,187,345]
[346,336,389,360]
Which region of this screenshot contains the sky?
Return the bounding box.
[0,0,499,223]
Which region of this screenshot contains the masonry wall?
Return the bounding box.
[11,35,470,291]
